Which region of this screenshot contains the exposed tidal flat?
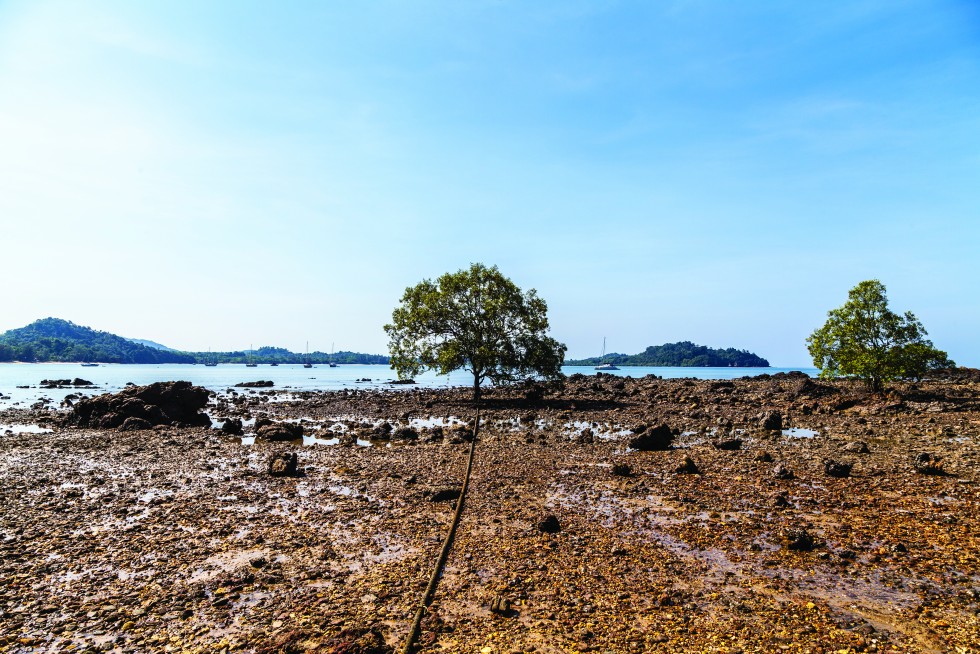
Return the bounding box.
[0,363,818,412]
[1,372,978,652]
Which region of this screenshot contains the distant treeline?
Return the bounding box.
[567,341,770,367]
[0,318,389,365]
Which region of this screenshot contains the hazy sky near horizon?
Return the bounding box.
[1,1,978,366]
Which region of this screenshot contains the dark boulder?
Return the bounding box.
[428,488,461,502]
[120,417,153,431]
[712,438,742,451]
[221,418,244,436]
[611,463,632,477]
[392,426,419,440]
[256,422,304,442]
[675,455,700,474]
[824,460,853,478]
[914,452,946,475]
[235,380,274,388]
[760,410,782,431]
[628,424,675,451]
[67,381,211,429]
[537,514,561,534]
[782,527,817,552]
[267,452,298,477]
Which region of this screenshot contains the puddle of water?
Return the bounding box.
[409,416,465,429]
[304,435,339,446]
[0,423,54,434]
[782,427,819,438]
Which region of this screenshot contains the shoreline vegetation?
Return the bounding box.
[0,318,388,366]
[1,318,775,370]
[1,373,977,651]
[565,341,770,368]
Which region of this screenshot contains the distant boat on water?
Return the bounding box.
[329,342,338,367]
[80,363,99,367]
[246,344,258,367]
[204,348,218,367]
[594,337,619,371]
[303,341,313,368]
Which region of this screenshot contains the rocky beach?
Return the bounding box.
[1,372,978,653]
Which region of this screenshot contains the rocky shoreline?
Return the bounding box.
[1,373,978,652]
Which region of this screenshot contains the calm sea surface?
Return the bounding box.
[0,363,817,410]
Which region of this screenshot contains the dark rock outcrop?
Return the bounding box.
[67,381,211,429]
[256,422,304,442]
[628,424,675,451]
[235,380,274,388]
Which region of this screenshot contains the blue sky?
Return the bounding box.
[1,0,978,365]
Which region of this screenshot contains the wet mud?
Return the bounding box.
[1,373,978,652]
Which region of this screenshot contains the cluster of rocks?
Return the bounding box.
[65,381,211,430]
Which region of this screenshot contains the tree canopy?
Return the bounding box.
[806,280,953,391]
[385,263,567,399]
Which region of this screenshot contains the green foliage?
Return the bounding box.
[567,341,769,367]
[806,280,953,391]
[385,263,566,398]
[0,318,195,364]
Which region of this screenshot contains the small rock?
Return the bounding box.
[713,438,742,451]
[843,441,870,454]
[267,452,298,477]
[611,463,632,477]
[675,455,700,474]
[773,464,794,480]
[489,596,512,614]
[824,459,852,478]
[538,514,561,534]
[760,410,782,431]
[782,527,817,552]
[428,488,461,502]
[628,424,675,451]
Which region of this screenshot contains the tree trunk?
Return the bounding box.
[472,374,481,401]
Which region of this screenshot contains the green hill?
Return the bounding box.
[0,318,390,365]
[0,318,195,364]
[567,341,770,367]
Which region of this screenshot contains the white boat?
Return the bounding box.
[594,337,619,371]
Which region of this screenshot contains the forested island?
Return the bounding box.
[567,341,770,367]
[0,318,389,365]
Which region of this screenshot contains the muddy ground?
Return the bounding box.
[1,372,978,653]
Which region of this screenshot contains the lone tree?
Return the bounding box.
[385,263,567,399]
[806,280,952,391]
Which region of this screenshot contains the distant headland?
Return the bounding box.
[0,318,389,365]
[566,341,770,367]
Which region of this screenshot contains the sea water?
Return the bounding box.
[0,363,817,410]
